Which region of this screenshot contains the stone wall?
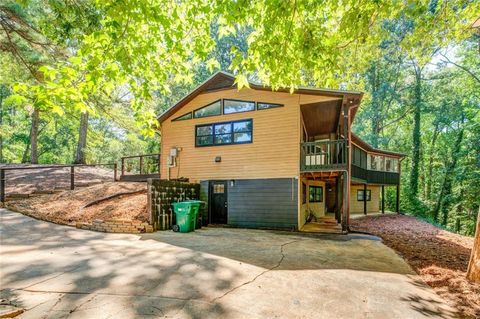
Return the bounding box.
[147,179,201,230]
[76,219,153,233]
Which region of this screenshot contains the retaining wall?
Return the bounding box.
[148,179,201,230]
[76,219,153,233]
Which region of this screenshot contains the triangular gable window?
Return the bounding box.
[193,100,221,118]
[172,112,192,121]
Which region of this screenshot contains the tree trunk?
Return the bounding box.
[409,66,422,199]
[74,111,89,164]
[30,107,39,164]
[370,65,381,148]
[432,123,464,223]
[467,209,480,283]
[21,141,30,163]
[426,122,439,201]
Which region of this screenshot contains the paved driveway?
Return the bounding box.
[0,208,456,318]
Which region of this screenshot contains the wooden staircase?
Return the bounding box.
[301,216,343,234]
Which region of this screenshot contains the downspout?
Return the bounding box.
[346,102,361,232]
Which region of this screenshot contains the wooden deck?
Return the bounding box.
[300,140,347,172]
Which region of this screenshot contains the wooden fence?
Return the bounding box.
[0,163,117,202]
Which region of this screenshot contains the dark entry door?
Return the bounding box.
[210,181,228,224]
[325,183,337,213]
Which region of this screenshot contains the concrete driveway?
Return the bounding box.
[0,208,456,319]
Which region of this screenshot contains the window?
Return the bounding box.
[195,119,253,147]
[353,146,363,167]
[213,184,225,194]
[392,158,399,172]
[193,100,221,118]
[233,120,252,143]
[309,186,323,203]
[369,155,376,170]
[224,99,255,114]
[369,155,384,171]
[385,158,392,172]
[172,112,192,121]
[196,124,213,146]
[214,123,232,144]
[257,102,283,110]
[357,189,371,201]
[378,156,385,171]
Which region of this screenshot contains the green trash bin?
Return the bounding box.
[171,202,195,233]
[171,200,204,233]
[186,200,204,229]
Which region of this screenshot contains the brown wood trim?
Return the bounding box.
[157,71,363,124]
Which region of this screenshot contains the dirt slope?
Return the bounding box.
[6,182,148,225]
[1,165,115,194]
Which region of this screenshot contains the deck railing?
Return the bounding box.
[120,153,160,181]
[300,140,347,171]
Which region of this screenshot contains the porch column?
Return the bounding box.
[396,184,400,214]
[342,171,349,231]
[363,183,367,215]
[381,185,385,214]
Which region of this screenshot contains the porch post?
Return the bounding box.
[381,185,385,214]
[341,102,350,232]
[363,183,367,215]
[335,176,341,223]
[396,184,400,214]
[342,171,349,231]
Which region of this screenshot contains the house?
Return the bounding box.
[157,71,404,233]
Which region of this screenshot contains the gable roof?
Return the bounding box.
[157,71,363,123]
[351,133,406,158]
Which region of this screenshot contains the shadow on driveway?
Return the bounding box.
[0,209,458,319]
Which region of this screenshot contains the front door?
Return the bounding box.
[326,183,337,213]
[210,181,228,224]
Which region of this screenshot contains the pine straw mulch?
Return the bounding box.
[350,214,479,319]
[1,165,114,194]
[5,182,149,225]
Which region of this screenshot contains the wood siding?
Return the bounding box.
[349,184,380,214]
[299,178,326,229]
[160,87,340,182]
[227,178,298,229]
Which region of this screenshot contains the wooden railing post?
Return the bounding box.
[0,169,5,203]
[139,156,144,175]
[70,166,75,190]
[396,183,400,214]
[113,163,118,181]
[363,183,367,215]
[382,185,385,214]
